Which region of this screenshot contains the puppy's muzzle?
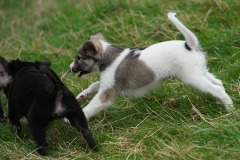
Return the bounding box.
[69,67,78,73]
[69,61,91,77]
[69,61,78,73]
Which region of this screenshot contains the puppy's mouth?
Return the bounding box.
[78,71,91,77]
[69,67,91,78]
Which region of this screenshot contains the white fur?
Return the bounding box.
[76,81,100,100]
[72,12,234,120]
[100,40,111,53]
[100,49,131,90]
[0,75,12,87]
[54,103,65,116]
[168,12,199,50]
[69,62,74,72]
[77,48,141,97]
[139,41,205,79]
[0,65,12,87]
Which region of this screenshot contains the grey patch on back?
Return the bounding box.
[100,88,116,103]
[98,45,123,72]
[114,50,155,91]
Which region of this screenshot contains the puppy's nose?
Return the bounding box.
[69,62,74,73]
[70,67,79,73]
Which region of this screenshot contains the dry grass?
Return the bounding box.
[0,0,239,159]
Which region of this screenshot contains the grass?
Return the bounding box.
[0,0,239,159]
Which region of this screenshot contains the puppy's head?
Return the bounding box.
[0,57,12,88]
[7,59,51,77]
[69,32,105,77]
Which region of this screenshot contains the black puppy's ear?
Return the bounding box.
[83,41,97,56]
[8,59,21,68]
[7,59,21,75]
[0,56,8,64]
[35,61,51,70]
[0,56,5,62]
[40,61,51,67]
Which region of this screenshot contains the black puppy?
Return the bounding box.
[0,100,5,122]
[4,59,97,155]
[0,57,12,122]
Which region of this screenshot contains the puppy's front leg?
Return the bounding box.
[83,88,115,120]
[76,81,100,102]
[0,100,6,123]
[8,104,21,134]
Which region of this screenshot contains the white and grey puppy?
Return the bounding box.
[69,12,234,120]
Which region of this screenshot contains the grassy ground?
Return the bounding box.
[0,0,240,159]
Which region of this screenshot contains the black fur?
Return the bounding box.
[184,42,191,51]
[129,47,146,51]
[0,87,8,122]
[0,99,6,122]
[4,59,97,155]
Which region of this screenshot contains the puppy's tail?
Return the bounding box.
[167,12,200,51]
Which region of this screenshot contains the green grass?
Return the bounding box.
[0,0,240,159]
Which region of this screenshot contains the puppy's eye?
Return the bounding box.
[0,71,4,77]
[77,56,81,60]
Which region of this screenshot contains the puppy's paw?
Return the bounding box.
[76,91,89,102]
[37,146,49,156]
[20,117,28,124]
[215,79,223,86]
[63,117,70,124]
[80,95,89,101]
[0,114,7,123]
[225,104,235,113]
[10,125,21,134]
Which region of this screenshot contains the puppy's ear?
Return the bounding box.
[35,61,51,70]
[40,61,51,67]
[0,56,8,64]
[7,59,21,75]
[89,32,105,41]
[83,41,97,56]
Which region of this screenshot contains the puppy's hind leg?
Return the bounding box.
[66,99,97,151]
[205,72,223,87]
[0,100,6,123]
[28,124,49,155]
[63,81,101,124]
[27,104,50,155]
[181,74,234,112]
[8,103,21,134]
